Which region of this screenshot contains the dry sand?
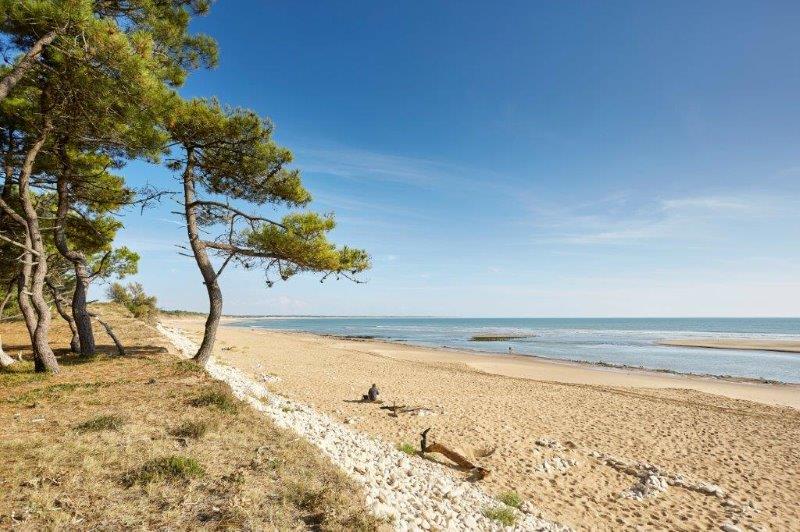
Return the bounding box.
[660,338,800,354]
[165,317,800,530]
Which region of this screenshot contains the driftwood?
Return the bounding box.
[89,314,125,356]
[383,404,434,417]
[420,428,490,480]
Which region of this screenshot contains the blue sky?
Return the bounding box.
[116,0,800,317]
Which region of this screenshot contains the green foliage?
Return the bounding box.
[189,388,239,414]
[244,213,371,284]
[75,414,126,433]
[397,442,417,456]
[167,98,370,288]
[106,282,157,321]
[497,491,523,509]
[124,455,205,486]
[482,506,517,526]
[173,359,204,375]
[167,98,310,205]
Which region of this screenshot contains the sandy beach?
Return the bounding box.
[165,317,800,531]
[660,338,800,354]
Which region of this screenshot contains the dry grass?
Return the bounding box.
[0,304,378,530]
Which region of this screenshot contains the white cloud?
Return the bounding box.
[529,193,796,245]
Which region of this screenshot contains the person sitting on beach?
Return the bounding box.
[363,383,380,402]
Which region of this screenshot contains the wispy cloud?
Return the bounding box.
[529,193,796,245]
[294,143,510,194]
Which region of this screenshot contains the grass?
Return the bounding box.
[0,304,378,530]
[75,414,126,433]
[189,386,240,414]
[124,455,205,486]
[497,490,523,508]
[173,358,203,374]
[397,442,417,455]
[169,420,209,439]
[483,505,517,526]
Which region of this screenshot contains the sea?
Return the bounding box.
[230,317,800,384]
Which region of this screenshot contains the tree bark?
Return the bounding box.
[17,124,59,373]
[0,30,59,102]
[16,250,38,340]
[54,162,95,356]
[182,151,223,366]
[90,314,125,356]
[47,279,80,353]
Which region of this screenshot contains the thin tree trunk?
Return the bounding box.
[182,152,223,366]
[90,314,125,356]
[71,272,93,354]
[0,30,59,102]
[17,123,58,373]
[47,279,80,353]
[0,281,13,318]
[54,163,95,356]
[17,252,37,340]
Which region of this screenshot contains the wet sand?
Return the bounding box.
[165,317,800,530]
[660,338,800,354]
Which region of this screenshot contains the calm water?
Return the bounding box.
[231,317,800,383]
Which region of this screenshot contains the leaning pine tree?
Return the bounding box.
[166,99,370,366]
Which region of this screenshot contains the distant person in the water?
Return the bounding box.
[363,383,380,402]
[508,346,513,354]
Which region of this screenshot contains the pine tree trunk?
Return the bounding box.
[17,124,59,373]
[0,30,59,102]
[71,272,94,355]
[182,153,223,366]
[54,154,96,356]
[47,279,80,353]
[17,252,38,339]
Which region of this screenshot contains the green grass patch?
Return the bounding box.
[483,505,517,526]
[0,361,45,386]
[397,442,417,455]
[497,490,522,508]
[76,414,126,433]
[169,420,208,439]
[124,455,205,486]
[189,387,239,414]
[7,382,99,404]
[173,359,203,374]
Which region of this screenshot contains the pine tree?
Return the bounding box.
[166,99,370,365]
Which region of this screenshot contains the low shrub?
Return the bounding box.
[124,455,204,486]
[76,414,126,433]
[483,505,517,526]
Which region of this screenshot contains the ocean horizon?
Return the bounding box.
[231,316,800,384]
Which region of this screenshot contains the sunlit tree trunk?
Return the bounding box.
[182,152,222,366]
[54,166,95,356]
[47,279,80,353]
[17,125,59,373]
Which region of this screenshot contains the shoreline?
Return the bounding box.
[217,318,800,389]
